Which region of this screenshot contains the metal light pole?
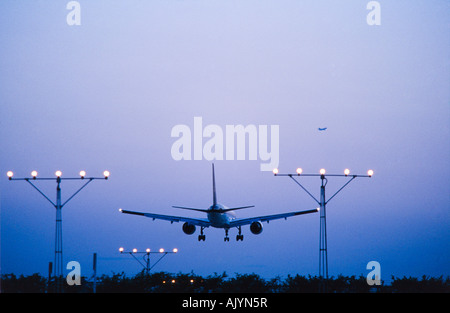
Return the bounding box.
[273,167,373,292]
[7,170,110,292]
[119,247,178,274]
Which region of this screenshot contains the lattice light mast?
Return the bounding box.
[7,170,110,292]
[273,168,373,292]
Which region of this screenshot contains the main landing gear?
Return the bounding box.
[224,227,244,242]
[198,227,245,242]
[198,227,206,241]
[236,226,244,241]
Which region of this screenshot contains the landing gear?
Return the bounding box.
[224,228,230,242]
[198,227,206,241]
[236,226,244,241]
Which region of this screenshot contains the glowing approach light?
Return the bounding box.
[6,168,109,293]
[103,170,110,179]
[273,166,373,287]
[272,168,279,175]
[117,246,178,275]
[119,247,178,254]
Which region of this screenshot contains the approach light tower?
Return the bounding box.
[119,247,178,274]
[273,168,373,292]
[7,170,110,292]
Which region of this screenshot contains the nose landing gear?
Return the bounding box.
[224,228,230,241]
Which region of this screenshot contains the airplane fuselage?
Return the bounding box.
[207,204,236,228]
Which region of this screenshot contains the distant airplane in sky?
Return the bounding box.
[119,164,318,241]
[318,127,327,131]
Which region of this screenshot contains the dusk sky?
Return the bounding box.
[1,0,449,282]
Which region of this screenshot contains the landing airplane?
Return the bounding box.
[119,164,318,242]
[318,127,327,131]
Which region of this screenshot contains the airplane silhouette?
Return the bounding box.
[119,164,318,241]
[318,127,327,131]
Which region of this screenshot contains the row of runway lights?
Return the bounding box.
[6,169,373,179]
[119,247,184,284]
[6,170,110,179]
[119,247,178,254]
[272,168,374,176]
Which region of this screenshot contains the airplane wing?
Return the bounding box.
[119,209,211,227]
[229,208,319,228]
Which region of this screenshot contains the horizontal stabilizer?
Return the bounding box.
[173,205,254,213]
[221,205,255,212]
[172,206,210,213]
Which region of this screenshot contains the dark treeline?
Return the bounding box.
[1,271,449,293]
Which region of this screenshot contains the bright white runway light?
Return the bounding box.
[367,169,374,177]
[296,168,303,175]
[79,170,86,178]
[320,168,326,175]
[159,248,164,253]
[272,168,279,175]
[119,247,124,253]
[31,171,38,178]
[344,169,350,176]
[132,248,138,253]
[173,248,178,253]
[146,248,151,253]
[7,171,13,178]
[55,171,62,177]
[103,170,110,178]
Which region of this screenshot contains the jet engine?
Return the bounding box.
[182,222,196,235]
[250,221,263,235]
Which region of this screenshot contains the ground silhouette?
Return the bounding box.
[1,271,449,293]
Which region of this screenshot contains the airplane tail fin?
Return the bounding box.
[173,164,255,214]
[212,163,217,206]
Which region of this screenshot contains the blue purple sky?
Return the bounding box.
[1,1,449,281]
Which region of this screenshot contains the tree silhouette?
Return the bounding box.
[1,272,449,293]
